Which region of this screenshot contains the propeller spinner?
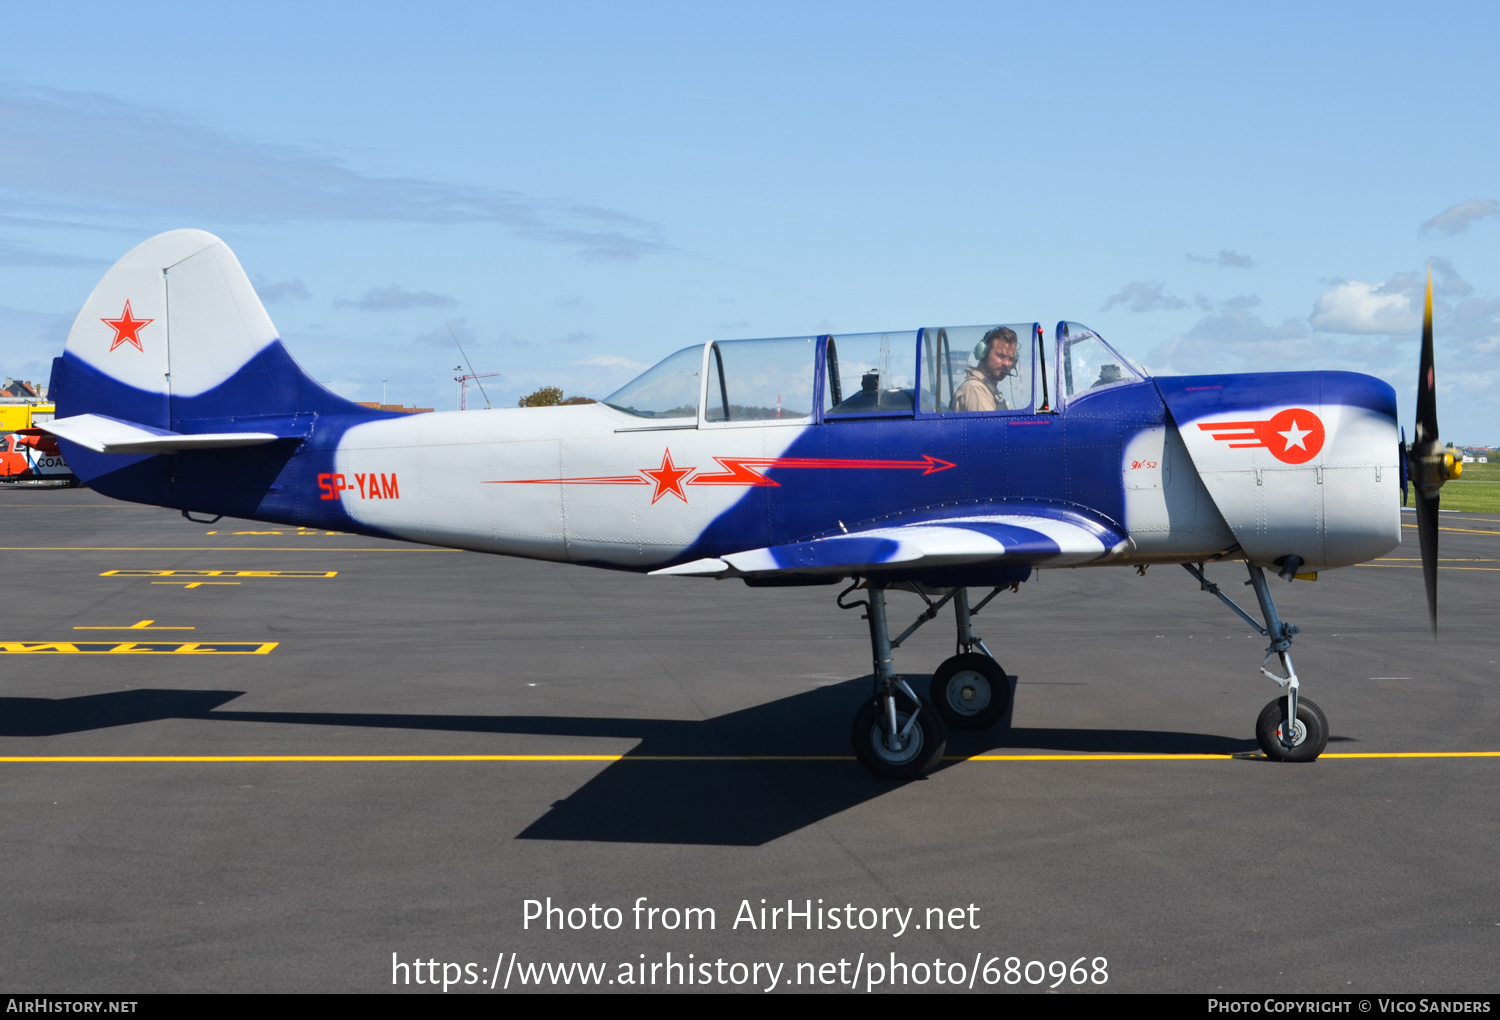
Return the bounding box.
[1407,267,1462,632]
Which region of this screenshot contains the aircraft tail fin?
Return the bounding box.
[52,229,378,433]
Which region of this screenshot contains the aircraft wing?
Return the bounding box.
[651,510,1126,579]
[41,413,280,455]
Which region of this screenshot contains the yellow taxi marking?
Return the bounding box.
[1401,523,1500,536]
[74,620,194,631]
[0,641,276,654]
[102,570,338,578]
[204,530,347,536]
[961,751,1500,761]
[0,751,1495,763]
[1356,564,1500,571]
[0,547,454,552]
[152,581,240,588]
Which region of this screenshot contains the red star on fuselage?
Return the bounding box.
[640,449,695,504]
[101,300,153,353]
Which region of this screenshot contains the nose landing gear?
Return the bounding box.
[1185,560,1330,762]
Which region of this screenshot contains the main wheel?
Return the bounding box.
[851,697,946,780]
[1255,695,1329,762]
[930,653,1011,730]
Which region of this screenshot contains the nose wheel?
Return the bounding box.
[1256,695,1329,762]
[1185,561,1333,763]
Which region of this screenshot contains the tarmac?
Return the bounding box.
[0,486,1496,993]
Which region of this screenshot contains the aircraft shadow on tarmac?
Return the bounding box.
[0,683,1259,846]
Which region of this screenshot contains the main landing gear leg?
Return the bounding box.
[930,587,1013,731]
[849,582,946,780]
[1184,562,1329,762]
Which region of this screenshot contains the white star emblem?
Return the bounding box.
[1277,420,1312,452]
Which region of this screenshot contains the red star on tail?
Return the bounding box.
[101,300,153,353]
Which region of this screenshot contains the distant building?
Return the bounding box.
[356,402,434,414]
[0,379,41,399]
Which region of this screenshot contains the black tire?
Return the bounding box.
[851,697,946,780]
[1255,695,1329,762]
[930,653,1011,730]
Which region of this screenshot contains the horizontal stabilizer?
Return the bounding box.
[42,414,280,455]
[650,511,1124,580]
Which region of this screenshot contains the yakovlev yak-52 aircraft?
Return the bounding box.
[41,230,1461,778]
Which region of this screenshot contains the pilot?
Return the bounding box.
[952,326,1018,412]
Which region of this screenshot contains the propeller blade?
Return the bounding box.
[1409,267,1445,632]
[1415,267,1438,446]
[1416,487,1439,633]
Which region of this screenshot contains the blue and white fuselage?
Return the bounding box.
[46,230,1401,589]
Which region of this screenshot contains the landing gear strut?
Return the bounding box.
[1184,561,1330,762]
[840,581,1018,779]
[848,582,946,780]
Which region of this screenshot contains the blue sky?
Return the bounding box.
[2,2,1497,440]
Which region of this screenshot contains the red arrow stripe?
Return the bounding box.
[485,475,649,485]
[688,455,955,486]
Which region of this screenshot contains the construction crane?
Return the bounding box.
[454,367,499,411]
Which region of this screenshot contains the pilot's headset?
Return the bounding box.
[972,326,1020,379]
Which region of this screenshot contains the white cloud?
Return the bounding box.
[1419,198,1499,239]
[1144,297,1329,377]
[337,283,456,311]
[1185,249,1256,268]
[1310,280,1417,334]
[1101,280,1188,313]
[0,83,673,262]
[252,276,310,303]
[411,317,483,351]
[574,354,647,371]
[0,237,108,269]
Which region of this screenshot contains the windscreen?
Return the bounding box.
[602,345,702,419]
[1058,322,1144,400]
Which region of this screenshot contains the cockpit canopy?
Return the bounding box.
[602,323,1143,421]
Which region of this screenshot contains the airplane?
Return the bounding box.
[39,229,1461,779]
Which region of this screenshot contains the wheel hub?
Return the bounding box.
[870,715,923,764]
[946,670,991,716]
[1277,718,1307,748]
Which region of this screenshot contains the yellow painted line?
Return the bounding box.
[0,547,455,552]
[962,753,1232,761]
[0,504,156,509]
[75,620,194,631]
[152,582,240,591]
[1356,564,1500,571]
[207,531,348,536]
[0,751,1495,764]
[964,751,1500,761]
[0,755,630,763]
[1402,523,1500,536]
[1320,751,1500,759]
[103,570,338,578]
[0,641,276,654]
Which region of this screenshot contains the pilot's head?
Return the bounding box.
[974,326,1019,382]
